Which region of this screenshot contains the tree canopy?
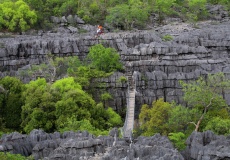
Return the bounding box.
[0,0,37,32]
[1,0,229,31]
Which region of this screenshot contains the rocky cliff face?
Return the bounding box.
[1,129,230,160]
[0,20,230,115]
[0,129,184,160]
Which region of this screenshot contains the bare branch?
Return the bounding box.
[188,122,197,127]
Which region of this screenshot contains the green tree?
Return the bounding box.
[187,0,207,25]
[0,76,24,130]
[87,44,123,72]
[90,102,109,130]
[0,0,37,32]
[106,107,123,127]
[139,98,172,136]
[21,78,56,133]
[152,0,176,23]
[168,104,195,134]
[180,72,230,132]
[52,77,96,129]
[106,3,149,30]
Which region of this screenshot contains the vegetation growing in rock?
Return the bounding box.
[168,132,186,151]
[0,44,125,135]
[139,98,172,136]
[162,34,173,41]
[137,72,230,150]
[0,0,229,31]
[87,44,123,73]
[0,152,34,160]
[180,72,230,132]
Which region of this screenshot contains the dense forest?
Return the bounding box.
[0,0,229,32]
[1,0,230,159]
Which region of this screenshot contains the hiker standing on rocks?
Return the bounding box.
[96,25,103,37]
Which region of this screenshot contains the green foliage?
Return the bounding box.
[168,104,195,134]
[68,65,111,92]
[162,34,173,41]
[87,44,123,73]
[204,117,230,135]
[19,54,70,83]
[139,98,172,136]
[59,117,109,136]
[90,102,109,130]
[106,2,149,30]
[207,0,230,6]
[52,77,96,129]
[152,0,176,23]
[117,76,128,83]
[180,73,230,109]
[21,78,56,133]
[168,132,186,151]
[106,107,123,127]
[180,72,230,131]
[187,0,208,24]
[3,0,227,31]
[101,92,113,108]
[66,56,82,76]
[0,0,37,32]
[101,92,112,101]
[0,76,24,130]
[0,152,34,160]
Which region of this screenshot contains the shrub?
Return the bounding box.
[87,44,123,73]
[0,152,33,160]
[162,34,173,41]
[168,132,186,151]
[117,76,127,83]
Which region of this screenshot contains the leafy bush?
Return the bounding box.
[139,98,172,136]
[168,132,186,151]
[162,34,173,41]
[87,44,123,73]
[106,107,123,127]
[59,117,109,136]
[204,117,230,135]
[117,76,127,83]
[52,77,95,130]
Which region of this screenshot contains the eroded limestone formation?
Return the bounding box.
[0,21,230,115]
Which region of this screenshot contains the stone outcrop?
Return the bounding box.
[1,129,230,160]
[101,134,184,160]
[182,130,230,160]
[0,129,183,160]
[0,20,230,115]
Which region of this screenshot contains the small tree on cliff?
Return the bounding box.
[180,72,230,132]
